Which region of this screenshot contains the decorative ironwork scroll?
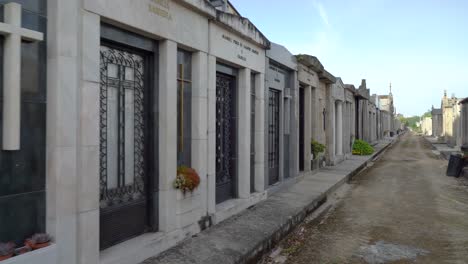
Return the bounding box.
[215,73,236,203]
[99,46,146,209]
[268,89,280,184]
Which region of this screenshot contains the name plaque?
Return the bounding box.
[222,34,260,62]
[148,0,172,20]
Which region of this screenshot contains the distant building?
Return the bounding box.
[379,83,396,137]
[460,98,468,148]
[355,79,378,144]
[432,107,443,137]
[421,116,433,136]
[441,91,461,146]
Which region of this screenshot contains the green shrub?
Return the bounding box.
[311,140,326,159]
[352,140,374,155]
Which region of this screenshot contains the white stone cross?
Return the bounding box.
[0,3,43,150]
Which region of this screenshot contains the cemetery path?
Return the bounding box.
[272,133,468,264]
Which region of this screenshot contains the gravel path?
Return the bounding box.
[265,133,468,264]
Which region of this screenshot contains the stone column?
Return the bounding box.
[373,112,376,141]
[351,101,355,142]
[347,102,352,153]
[362,101,369,142]
[342,103,348,154]
[207,55,217,214]
[357,99,362,140]
[254,73,266,192]
[325,89,334,164]
[191,51,209,215]
[158,40,178,232]
[291,71,299,178]
[462,103,468,146]
[311,87,318,143]
[278,87,285,182]
[374,112,377,141]
[47,0,80,263]
[76,10,100,264]
[336,101,343,156]
[238,68,251,199]
[455,105,462,147]
[303,85,312,171]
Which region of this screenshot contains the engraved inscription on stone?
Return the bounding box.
[222,34,260,62]
[148,0,172,20]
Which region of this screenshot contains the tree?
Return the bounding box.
[421,110,431,119]
[399,115,422,132]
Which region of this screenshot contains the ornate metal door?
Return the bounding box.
[99,45,149,249]
[215,73,237,204]
[299,87,305,171]
[268,89,280,184]
[250,74,256,193]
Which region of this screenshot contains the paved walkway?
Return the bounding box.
[279,133,468,264]
[141,140,395,264]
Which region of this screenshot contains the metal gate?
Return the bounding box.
[99,45,150,249]
[268,89,280,184]
[250,75,256,193]
[299,87,305,171]
[215,73,237,204]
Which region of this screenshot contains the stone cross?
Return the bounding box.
[0,3,43,150]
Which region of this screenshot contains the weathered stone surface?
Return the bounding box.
[461,98,468,147]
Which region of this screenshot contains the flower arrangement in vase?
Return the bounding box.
[0,242,15,261]
[174,166,200,193]
[25,233,52,250]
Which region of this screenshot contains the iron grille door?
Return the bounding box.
[268,89,280,184]
[215,73,237,204]
[99,45,149,249]
[299,87,305,171]
[250,74,256,193]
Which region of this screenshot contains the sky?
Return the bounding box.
[231,0,468,117]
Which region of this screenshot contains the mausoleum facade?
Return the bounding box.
[0,1,401,264]
[296,54,335,169]
[0,1,273,263]
[265,43,298,189]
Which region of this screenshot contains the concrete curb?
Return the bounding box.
[240,194,328,264]
[141,140,396,264]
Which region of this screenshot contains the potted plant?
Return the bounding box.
[311,140,326,160]
[352,139,374,155]
[0,242,15,261]
[15,245,32,256]
[25,233,52,250]
[174,166,200,193]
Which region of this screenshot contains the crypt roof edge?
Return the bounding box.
[295,54,336,83]
[213,7,271,49]
[176,0,271,49]
[267,42,298,71]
